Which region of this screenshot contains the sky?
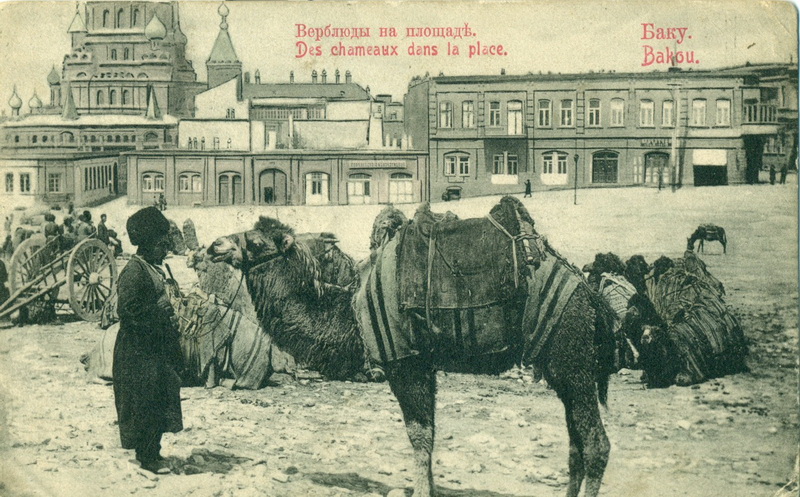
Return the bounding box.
[0,0,796,112]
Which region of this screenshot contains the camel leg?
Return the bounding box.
[550,374,609,497]
[386,357,437,497]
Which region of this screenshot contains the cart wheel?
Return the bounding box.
[66,238,118,322]
[9,235,57,321]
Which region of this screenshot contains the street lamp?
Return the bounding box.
[573,153,579,205]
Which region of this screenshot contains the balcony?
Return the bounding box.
[743,104,778,124]
[742,104,779,135]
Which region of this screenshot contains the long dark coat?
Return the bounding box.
[112,255,183,450]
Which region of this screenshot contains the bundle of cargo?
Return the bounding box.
[642,251,748,387]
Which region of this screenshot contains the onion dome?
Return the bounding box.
[145,14,167,40]
[8,87,22,110]
[47,66,61,86]
[218,3,230,29]
[29,92,42,109]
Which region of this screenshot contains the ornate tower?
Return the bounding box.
[60,1,200,117]
[206,3,242,91]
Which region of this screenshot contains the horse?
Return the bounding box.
[687,224,727,253]
[208,197,617,497]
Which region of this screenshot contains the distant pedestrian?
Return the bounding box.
[97,214,110,245]
[769,165,776,185]
[523,179,532,198]
[158,193,167,211]
[780,164,788,184]
[42,213,60,240]
[3,215,12,234]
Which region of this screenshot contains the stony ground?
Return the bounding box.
[0,182,797,497]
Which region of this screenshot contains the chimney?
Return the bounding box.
[345,70,351,84]
[311,70,318,83]
[500,68,506,75]
[321,69,327,84]
[244,72,250,83]
[290,71,294,83]
[254,69,261,84]
[335,69,340,84]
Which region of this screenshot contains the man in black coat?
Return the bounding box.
[113,207,182,474]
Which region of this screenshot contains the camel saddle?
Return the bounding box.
[395,204,524,310]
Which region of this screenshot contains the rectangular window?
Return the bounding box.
[492,154,504,174]
[639,100,655,127]
[716,99,731,126]
[560,99,574,127]
[192,175,202,192]
[507,155,518,175]
[19,173,30,193]
[610,99,625,127]
[587,99,601,127]
[458,156,470,175]
[439,101,453,128]
[507,101,523,135]
[538,100,551,128]
[462,101,475,128]
[557,154,568,174]
[489,101,501,127]
[154,175,165,192]
[445,156,457,176]
[543,154,553,174]
[179,175,191,192]
[662,100,674,126]
[5,173,13,193]
[691,99,707,126]
[47,173,62,193]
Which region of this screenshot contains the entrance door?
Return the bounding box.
[259,169,287,205]
[743,136,765,184]
[218,176,230,205]
[592,151,619,184]
[644,152,669,186]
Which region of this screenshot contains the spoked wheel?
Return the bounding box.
[9,235,59,322]
[67,239,118,321]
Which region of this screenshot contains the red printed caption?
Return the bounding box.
[641,23,700,66]
[295,24,508,59]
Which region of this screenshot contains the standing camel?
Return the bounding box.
[208,197,617,497]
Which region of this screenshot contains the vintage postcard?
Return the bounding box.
[0,0,797,496]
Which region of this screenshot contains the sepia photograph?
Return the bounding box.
[0,1,797,496]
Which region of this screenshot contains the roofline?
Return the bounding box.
[122,149,427,157]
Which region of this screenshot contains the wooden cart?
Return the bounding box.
[0,234,118,322]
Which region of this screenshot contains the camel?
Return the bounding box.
[208,197,617,497]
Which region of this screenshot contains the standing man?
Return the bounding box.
[769,165,776,185]
[523,179,532,198]
[780,163,788,184]
[97,214,110,246]
[113,207,183,474]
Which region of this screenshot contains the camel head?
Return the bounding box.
[208,217,295,269]
[370,205,407,251]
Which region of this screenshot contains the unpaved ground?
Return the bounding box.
[0,183,797,497]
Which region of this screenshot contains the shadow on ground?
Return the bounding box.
[307,472,535,496]
[165,448,251,475]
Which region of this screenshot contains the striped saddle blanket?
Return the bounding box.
[358,239,581,366]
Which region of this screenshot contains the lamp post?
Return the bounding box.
[573,153,579,205]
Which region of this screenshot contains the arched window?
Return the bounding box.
[144,132,158,142]
[389,173,414,204]
[32,135,38,144]
[305,172,329,205]
[115,135,121,142]
[639,99,655,127]
[179,173,202,192]
[347,173,372,205]
[109,90,116,105]
[132,9,140,26]
[96,90,104,106]
[443,151,470,177]
[123,48,130,60]
[122,90,129,105]
[541,150,569,185]
[538,99,551,127]
[592,151,619,184]
[102,10,110,27]
[111,49,117,60]
[142,173,165,192]
[691,99,707,126]
[116,9,124,28]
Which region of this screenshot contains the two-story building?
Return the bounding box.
[406,65,791,200]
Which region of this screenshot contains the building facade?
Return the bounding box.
[406,65,794,200]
